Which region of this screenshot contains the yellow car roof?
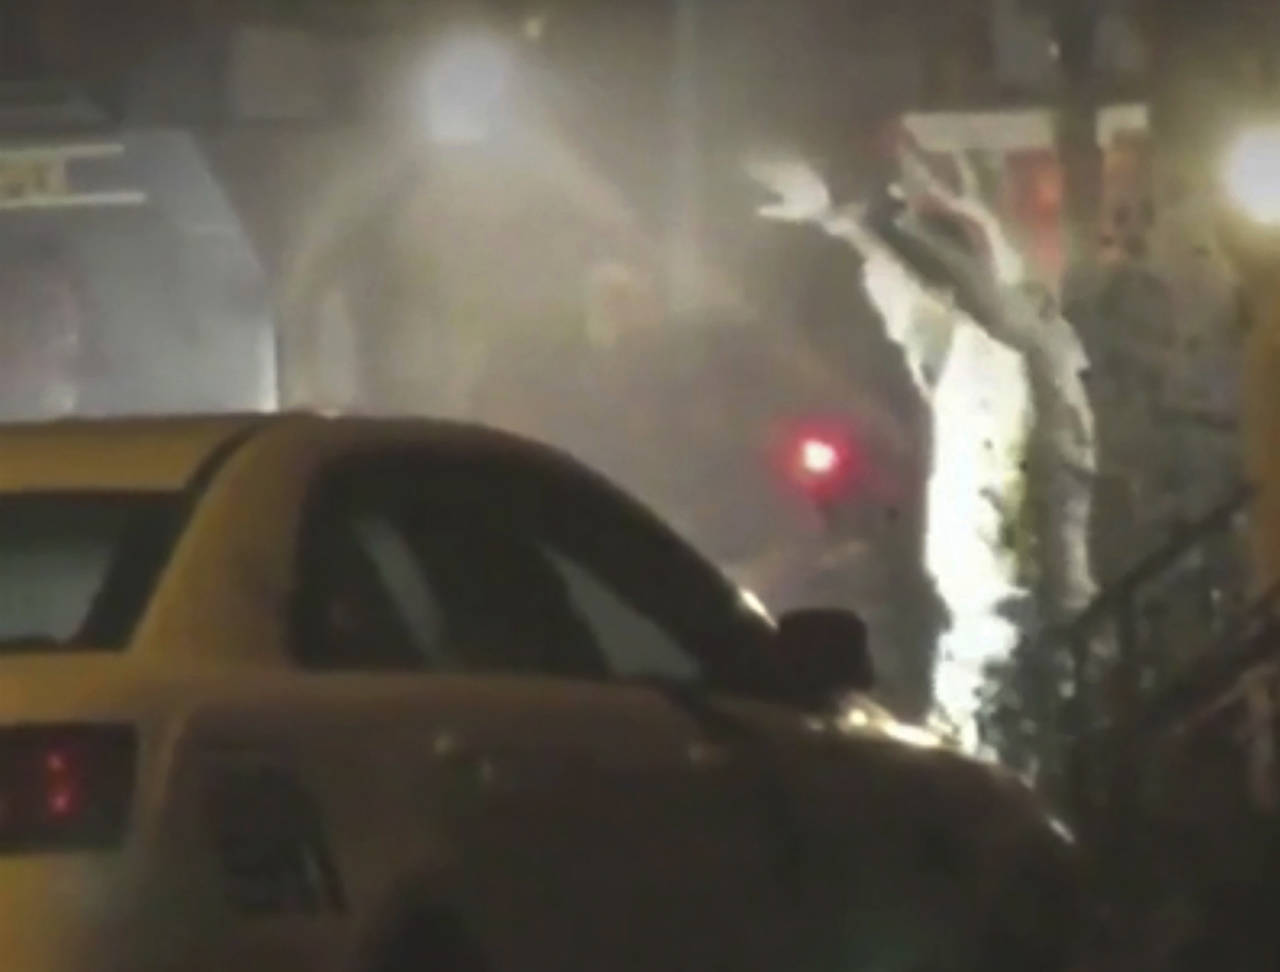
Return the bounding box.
[0,413,581,494]
[0,413,270,492]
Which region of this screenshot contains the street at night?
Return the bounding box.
[0,1,1276,969]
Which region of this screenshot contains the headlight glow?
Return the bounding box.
[1223,124,1280,225]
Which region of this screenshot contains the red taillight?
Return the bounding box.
[0,725,135,851]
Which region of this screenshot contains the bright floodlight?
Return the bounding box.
[1224,124,1280,225]
[421,34,512,144]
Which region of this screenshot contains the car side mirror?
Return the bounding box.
[776,608,874,702]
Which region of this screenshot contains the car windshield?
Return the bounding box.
[0,493,182,649]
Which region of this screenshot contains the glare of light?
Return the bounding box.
[1223,124,1280,225]
[523,12,548,41]
[925,322,1031,753]
[46,784,76,819]
[737,587,771,622]
[882,722,942,749]
[842,708,870,729]
[863,253,1033,754]
[838,704,942,749]
[1048,815,1077,846]
[421,34,513,145]
[799,437,840,477]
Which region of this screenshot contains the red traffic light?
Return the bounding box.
[775,423,864,503]
[796,436,841,477]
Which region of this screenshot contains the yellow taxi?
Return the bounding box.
[0,413,1077,972]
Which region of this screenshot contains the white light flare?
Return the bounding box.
[903,290,1032,755]
[1223,124,1280,225]
[420,34,513,145]
[860,243,1033,754]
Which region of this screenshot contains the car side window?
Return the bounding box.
[293,506,436,670]
[399,512,609,677]
[294,484,610,676]
[347,512,452,666]
[393,465,717,685]
[293,453,774,690]
[539,547,701,682]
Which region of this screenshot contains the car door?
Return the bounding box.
[285,453,795,972]
[374,450,820,970]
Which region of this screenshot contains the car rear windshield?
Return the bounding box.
[0,492,183,650]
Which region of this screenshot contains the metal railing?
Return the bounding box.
[1051,484,1257,738]
[981,486,1266,817]
[1011,486,1280,967]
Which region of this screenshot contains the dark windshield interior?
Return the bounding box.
[0,492,182,649]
